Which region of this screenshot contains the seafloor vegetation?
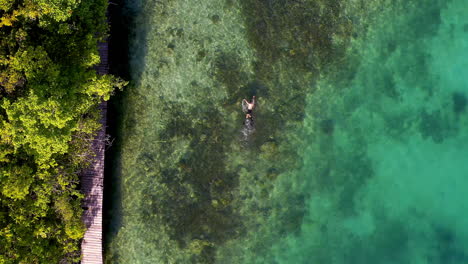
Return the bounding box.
[105,0,362,262]
[0,1,124,263]
[105,0,468,263]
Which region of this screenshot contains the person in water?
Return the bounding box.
[242,96,256,119]
[242,96,256,138]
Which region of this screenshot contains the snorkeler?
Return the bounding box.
[242,96,256,119]
[242,96,256,139]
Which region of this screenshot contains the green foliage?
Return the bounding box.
[1,165,33,200]
[0,0,125,262]
[85,74,127,101]
[0,0,80,27]
[0,0,14,12]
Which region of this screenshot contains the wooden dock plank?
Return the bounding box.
[80,33,109,264]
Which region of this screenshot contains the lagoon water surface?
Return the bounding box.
[105,0,468,263]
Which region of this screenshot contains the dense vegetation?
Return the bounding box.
[0,0,124,263]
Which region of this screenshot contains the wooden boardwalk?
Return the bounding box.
[80,40,109,264]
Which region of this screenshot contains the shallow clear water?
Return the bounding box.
[105,0,468,263]
[260,1,468,263]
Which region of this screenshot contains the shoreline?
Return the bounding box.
[102,0,130,259]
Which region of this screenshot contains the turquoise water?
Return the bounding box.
[105,0,468,263]
[252,1,468,263]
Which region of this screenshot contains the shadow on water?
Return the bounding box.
[103,0,152,260]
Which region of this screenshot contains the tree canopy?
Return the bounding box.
[0,0,125,263]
